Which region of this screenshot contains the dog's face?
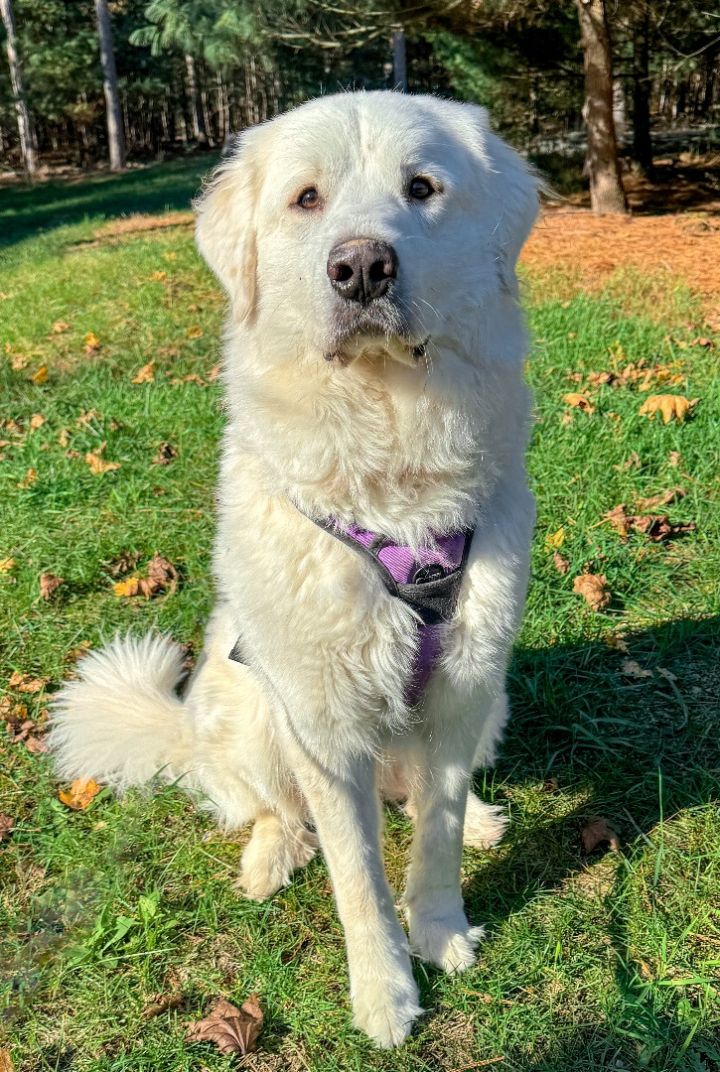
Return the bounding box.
[196,92,537,369]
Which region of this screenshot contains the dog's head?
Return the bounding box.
[196,92,537,369]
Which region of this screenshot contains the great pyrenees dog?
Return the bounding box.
[50,91,538,1047]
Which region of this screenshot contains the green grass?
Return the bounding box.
[1,169,719,1072]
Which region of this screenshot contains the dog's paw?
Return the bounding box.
[351,971,422,1048]
[238,824,318,901]
[408,910,484,973]
[463,795,508,850]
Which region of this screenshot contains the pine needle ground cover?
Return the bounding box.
[1,160,719,1072]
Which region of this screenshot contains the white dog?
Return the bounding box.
[50,91,538,1048]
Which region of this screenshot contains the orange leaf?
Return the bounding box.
[39,572,64,601]
[59,777,102,811]
[638,394,697,423]
[132,360,155,384]
[563,392,595,414]
[84,331,101,353]
[31,365,48,385]
[0,557,16,573]
[29,413,45,431]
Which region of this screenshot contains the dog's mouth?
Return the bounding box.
[324,299,428,368]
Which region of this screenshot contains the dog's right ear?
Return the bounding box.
[194,130,261,323]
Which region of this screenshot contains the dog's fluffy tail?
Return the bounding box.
[49,633,194,792]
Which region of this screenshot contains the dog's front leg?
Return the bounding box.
[288,745,421,1047]
[403,703,486,973]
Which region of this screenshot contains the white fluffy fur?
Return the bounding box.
[50,92,538,1048]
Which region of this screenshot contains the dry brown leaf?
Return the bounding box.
[8,670,49,694]
[621,659,654,679]
[39,572,64,601]
[106,550,140,577]
[0,816,14,842]
[639,394,697,423]
[581,818,620,854]
[51,320,71,334]
[150,270,168,282]
[613,450,641,472]
[65,641,92,664]
[76,409,100,426]
[185,995,263,1056]
[57,428,70,448]
[0,557,16,573]
[29,413,46,431]
[132,360,155,384]
[604,504,695,543]
[84,331,101,353]
[152,441,178,466]
[572,573,610,612]
[668,450,681,468]
[142,992,184,1019]
[635,487,685,511]
[85,442,121,475]
[563,392,595,414]
[112,553,177,599]
[553,552,570,575]
[25,735,47,754]
[31,365,48,385]
[690,336,714,349]
[18,467,37,488]
[58,778,102,811]
[207,363,220,382]
[10,354,28,370]
[186,325,203,339]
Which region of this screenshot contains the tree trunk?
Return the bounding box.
[1,0,38,176]
[575,0,627,214]
[392,28,407,92]
[184,53,207,143]
[94,0,126,170]
[631,1,652,173]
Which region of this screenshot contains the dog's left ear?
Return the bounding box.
[194,128,262,323]
[465,105,539,296]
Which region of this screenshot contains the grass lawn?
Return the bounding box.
[1,160,719,1072]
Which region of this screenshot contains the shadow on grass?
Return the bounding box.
[462,613,720,1071]
[0,156,217,248]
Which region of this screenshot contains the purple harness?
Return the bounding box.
[229,509,474,706]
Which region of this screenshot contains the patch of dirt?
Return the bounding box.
[521,208,720,320]
[94,211,194,238]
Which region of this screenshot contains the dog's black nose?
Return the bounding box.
[327,239,397,304]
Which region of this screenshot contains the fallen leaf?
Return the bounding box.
[603,505,695,543]
[85,442,121,475]
[10,354,28,370]
[25,735,47,754]
[0,816,14,842]
[18,467,37,489]
[52,320,71,334]
[31,365,48,385]
[635,487,685,511]
[690,336,714,349]
[581,818,620,854]
[639,394,697,423]
[76,409,100,426]
[621,659,654,679]
[65,641,92,664]
[207,363,220,382]
[563,392,595,414]
[84,331,101,353]
[132,360,155,384]
[185,995,263,1056]
[152,441,178,466]
[106,550,140,577]
[553,552,569,574]
[29,413,45,431]
[0,558,16,573]
[572,573,610,612]
[8,670,49,694]
[613,450,641,472]
[186,325,203,339]
[657,666,677,683]
[142,992,184,1019]
[58,428,70,447]
[112,553,178,599]
[39,572,64,601]
[150,270,168,282]
[58,778,102,811]
[668,450,681,468]
[545,527,565,550]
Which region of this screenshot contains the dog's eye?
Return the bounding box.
[408,177,435,200]
[297,187,320,209]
